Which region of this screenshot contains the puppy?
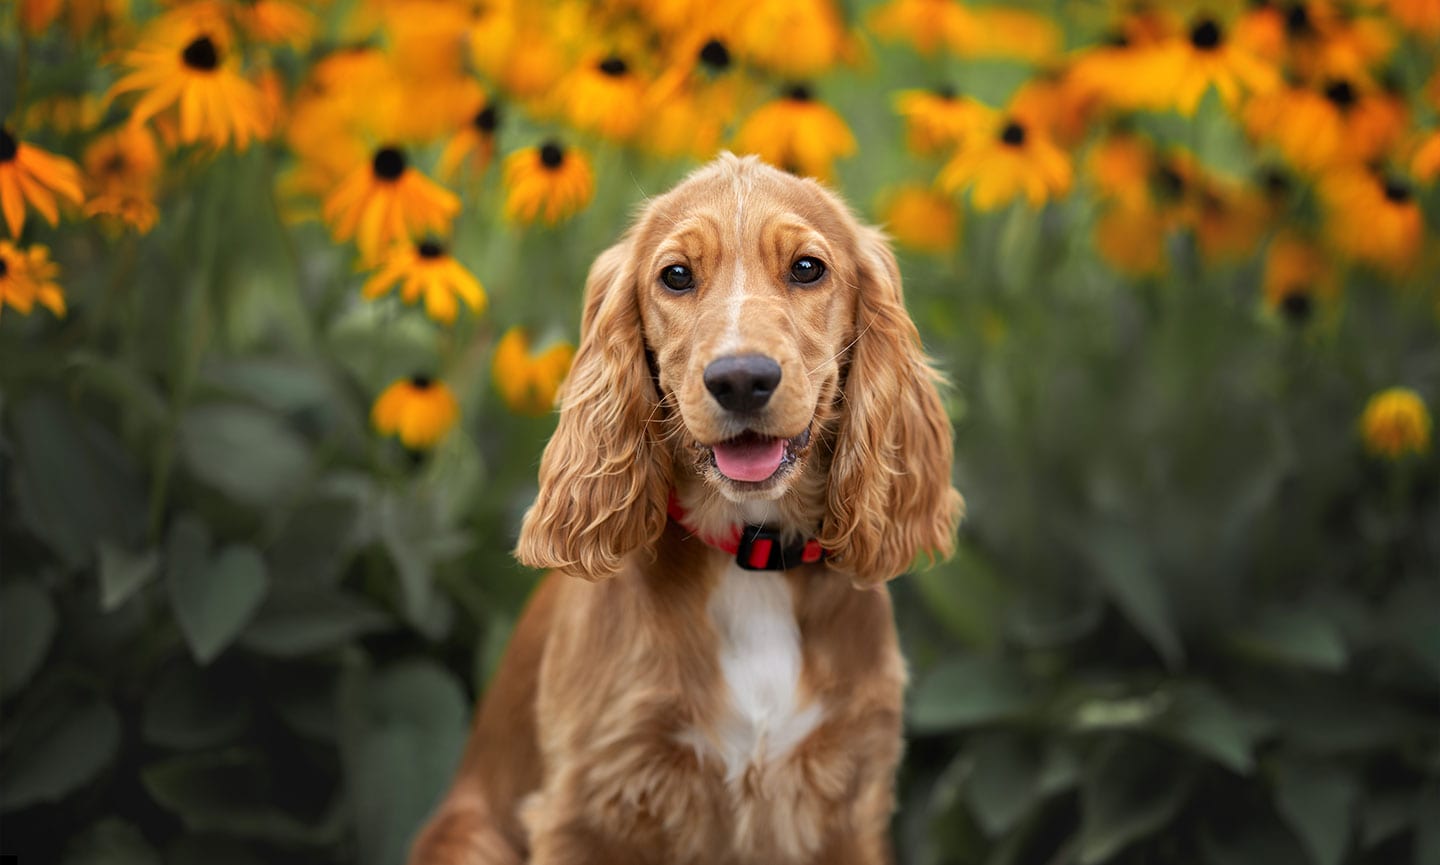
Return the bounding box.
[408,153,962,865]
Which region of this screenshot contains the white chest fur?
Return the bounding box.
[698,563,824,782]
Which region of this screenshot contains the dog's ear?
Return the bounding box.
[820,227,963,587]
[515,237,671,580]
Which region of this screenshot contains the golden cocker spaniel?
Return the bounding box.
[408,153,963,865]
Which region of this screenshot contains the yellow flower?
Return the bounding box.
[733,85,856,182]
[362,239,486,324]
[491,328,575,416]
[729,0,848,76]
[323,146,461,262]
[1360,388,1432,459]
[1094,202,1168,277]
[938,116,1072,211]
[1368,0,1440,37]
[82,124,161,233]
[1414,129,1440,182]
[869,0,1057,61]
[878,184,961,254]
[109,24,272,151]
[893,87,992,156]
[438,102,499,181]
[1244,79,1407,173]
[502,141,595,226]
[0,126,85,237]
[1146,16,1280,116]
[1088,130,1157,210]
[642,38,745,159]
[372,376,460,450]
[1282,3,1394,84]
[1320,169,1423,274]
[1190,180,1268,264]
[562,56,647,141]
[1262,233,1336,323]
[0,241,65,319]
[235,0,315,48]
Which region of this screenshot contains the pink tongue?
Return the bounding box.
[713,437,786,482]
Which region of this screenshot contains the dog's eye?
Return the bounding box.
[660,264,694,292]
[790,256,826,285]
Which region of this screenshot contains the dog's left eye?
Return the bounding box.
[660,264,694,292]
[790,256,826,285]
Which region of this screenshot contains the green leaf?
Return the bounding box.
[240,585,393,657]
[0,580,57,699]
[169,539,270,665]
[142,662,251,749]
[1155,684,1264,774]
[98,542,161,612]
[340,660,470,865]
[62,819,161,865]
[1275,761,1358,865]
[177,403,313,506]
[166,836,271,865]
[142,750,341,844]
[1,688,121,811]
[1230,608,1347,672]
[1202,813,1309,865]
[1076,522,1184,669]
[1078,737,1194,864]
[909,543,1009,649]
[962,732,1044,837]
[1417,786,1440,865]
[9,394,147,567]
[910,656,1035,733]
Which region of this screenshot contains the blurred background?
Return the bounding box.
[1,0,1438,863]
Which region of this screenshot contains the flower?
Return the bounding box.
[1244,78,1408,173]
[1146,16,1280,116]
[323,146,461,262]
[0,241,65,318]
[893,87,992,156]
[1094,202,1168,276]
[372,376,460,450]
[502,141,595,226]
[438,102,500,181]
[878,184,961,254]
[938,116,1072,211]
[1369,0,1440,37]
[1360,387,1432,459]
[869,0,1058,61]
[733,85,856,181]
[729,0,849,76]
[1262,233,1336,324]
[1320,169,1423,274]
[562,56,647,141]
[362,239,486,324]
[0,127,85,238]
[492,328,575,416]
[1411,129,1440,182]
[109,25,272,150]
[82,125,162,234]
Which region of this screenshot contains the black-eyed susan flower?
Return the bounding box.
[1320,169,1423,274]
[1094,202,1169,277]
[492,328,575,416]
[1370,0,1440,37]
[1088,130,1157,210]
[1244,78,1407,173]
[0,241,65,319]
[878,184,961,254]
[502,141,594,226]
[323,145,461,262]
[869,0,974,55]
[439,102,499,181]
[1262,233,1336,324]
[730,0,849,76]
[642,39,744,159]
[1282,3,1394,85]
[1360,387,1432,459]
[563,56,647,141]
[362,239,486,324]
[1414,129,1440,182]
[938,116,1072,211]
[1190,180,1269,264]
[733,85,856,181]
[893,87,992,156]
[109,25,272,151]
[81,124,162,234]
[0,126,85,237]
[1147,16,1280,116]
[372,376,460,450]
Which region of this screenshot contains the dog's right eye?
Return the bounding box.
[660,264,694,292]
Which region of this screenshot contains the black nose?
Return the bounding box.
[704,354,782,413]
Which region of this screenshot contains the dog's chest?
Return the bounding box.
[696,563,824,781]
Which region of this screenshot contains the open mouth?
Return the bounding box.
[706,427,812,484]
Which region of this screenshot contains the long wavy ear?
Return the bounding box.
[514,237,671,580]
[820,227,964,587]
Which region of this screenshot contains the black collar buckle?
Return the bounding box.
[734,525,826,571]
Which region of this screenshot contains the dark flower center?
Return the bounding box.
[1323,79,1355,109]
[933,84,957,100]
[1281,291,1312,323]
[598,56,628,76]
[1189,18,1222,50]
[1259,167,1291,198]
[1155,163,1186,199]
[372,147,407,180]
[1000,121,1026,146]
[410,374,433,389]
[182,36,220,71]
[473,105,498,133]
[1104,30,1130,48]
[418,241,444,259]
[784,83,813,102]
[539,141,564,169]
[0,127,16,162]
[1383,178,1413,204]
[1284,4,1314,37]
[0,258,8,278]
[699,39,731,70]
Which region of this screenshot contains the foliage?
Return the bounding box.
[1,1,1438,864]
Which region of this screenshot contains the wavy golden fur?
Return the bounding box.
[410,154,962,865]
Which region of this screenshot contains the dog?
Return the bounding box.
[407,153,962,865]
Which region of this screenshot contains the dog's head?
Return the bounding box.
[515,154,962,585]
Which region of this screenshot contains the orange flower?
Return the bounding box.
[0,241,65,318]
[323,146,460,262]
[729,0,849,76]
[492,328,575,416]
[562,56,647,141]
[733,85,856,181]
[502,141,595,226]
[0,127,85,237]
[362,239,486,324]
[1262,233,1336,323]
[372,376,460,450]
[893,87,992,156]
[938,116,1072,211]
[1146,16,1280,116]
[1320,169,1423,274]
[1413,129,1440,182]
[878,184,961,254]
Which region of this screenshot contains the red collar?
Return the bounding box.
[667,492,826,571]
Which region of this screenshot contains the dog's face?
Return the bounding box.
[633,162,861,503]
[516,154,962,584]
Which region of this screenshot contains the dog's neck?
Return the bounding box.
[669,464,829,546]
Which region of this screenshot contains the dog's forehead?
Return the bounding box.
[640,156,854,242]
